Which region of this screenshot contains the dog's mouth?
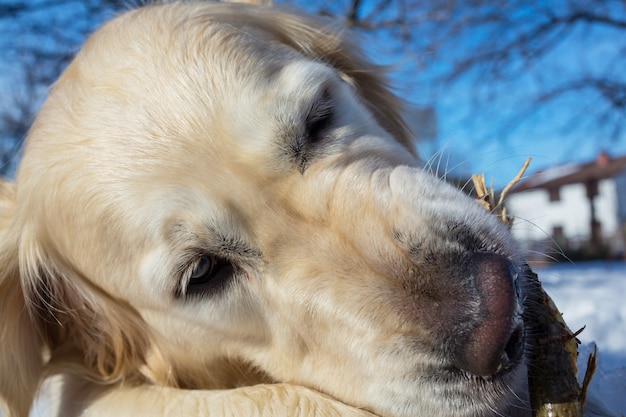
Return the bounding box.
[369,337,528,417]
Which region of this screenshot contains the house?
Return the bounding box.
[506,151,626,260]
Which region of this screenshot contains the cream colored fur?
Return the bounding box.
[0,2,531,416]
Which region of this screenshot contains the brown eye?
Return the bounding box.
[186,255,234,297]
[190,256,213,281]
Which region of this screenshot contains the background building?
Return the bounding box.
[507,152,626,261]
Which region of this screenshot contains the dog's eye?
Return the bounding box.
[306,91,334,143]
[186,255,234,297]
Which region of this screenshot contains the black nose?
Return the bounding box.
[453,252,524,376]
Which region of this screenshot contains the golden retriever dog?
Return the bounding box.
[0,2,531,416]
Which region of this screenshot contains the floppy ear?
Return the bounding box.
[0,178,171,417]
[18,239,172,389]
[0,179,44,417]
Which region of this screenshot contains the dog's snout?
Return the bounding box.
[453,252,524,377]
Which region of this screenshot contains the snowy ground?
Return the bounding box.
[537,261,626,416]
[11,261,626,416]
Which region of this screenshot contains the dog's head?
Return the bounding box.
[0,3,529,416]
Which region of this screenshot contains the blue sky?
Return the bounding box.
[2,0,626,187]
[289,0,626,187]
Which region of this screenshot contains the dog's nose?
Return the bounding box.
[453,252,524,377]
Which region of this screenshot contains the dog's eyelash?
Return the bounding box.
[289,90,336,173]
[305,91,334,143]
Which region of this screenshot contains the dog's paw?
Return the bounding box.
[233,384,378,417]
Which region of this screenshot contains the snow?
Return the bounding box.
[11,262,626,416]
[538,261,626,416]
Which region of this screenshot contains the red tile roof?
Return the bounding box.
[512,152,626,193]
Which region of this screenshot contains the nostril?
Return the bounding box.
[454,325,524,377]
[504,325,524,365]
[452,252,523,377]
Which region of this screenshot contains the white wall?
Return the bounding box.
[507,179,618,243]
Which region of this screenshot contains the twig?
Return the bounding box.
[497,157,531,207]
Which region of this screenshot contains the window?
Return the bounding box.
[548,187,560,202]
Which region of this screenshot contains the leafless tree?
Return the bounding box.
[0,0,129,176]
[2,0,625,176]
[284,0,626,146]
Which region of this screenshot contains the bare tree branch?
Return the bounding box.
[346,0,361,24]
[0,0,130,176]
[537,78,626,110]
[3,0,626,176]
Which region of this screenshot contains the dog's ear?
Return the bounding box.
[0,179,44,417]
[0,178,171,416]
[18,240,172,389]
